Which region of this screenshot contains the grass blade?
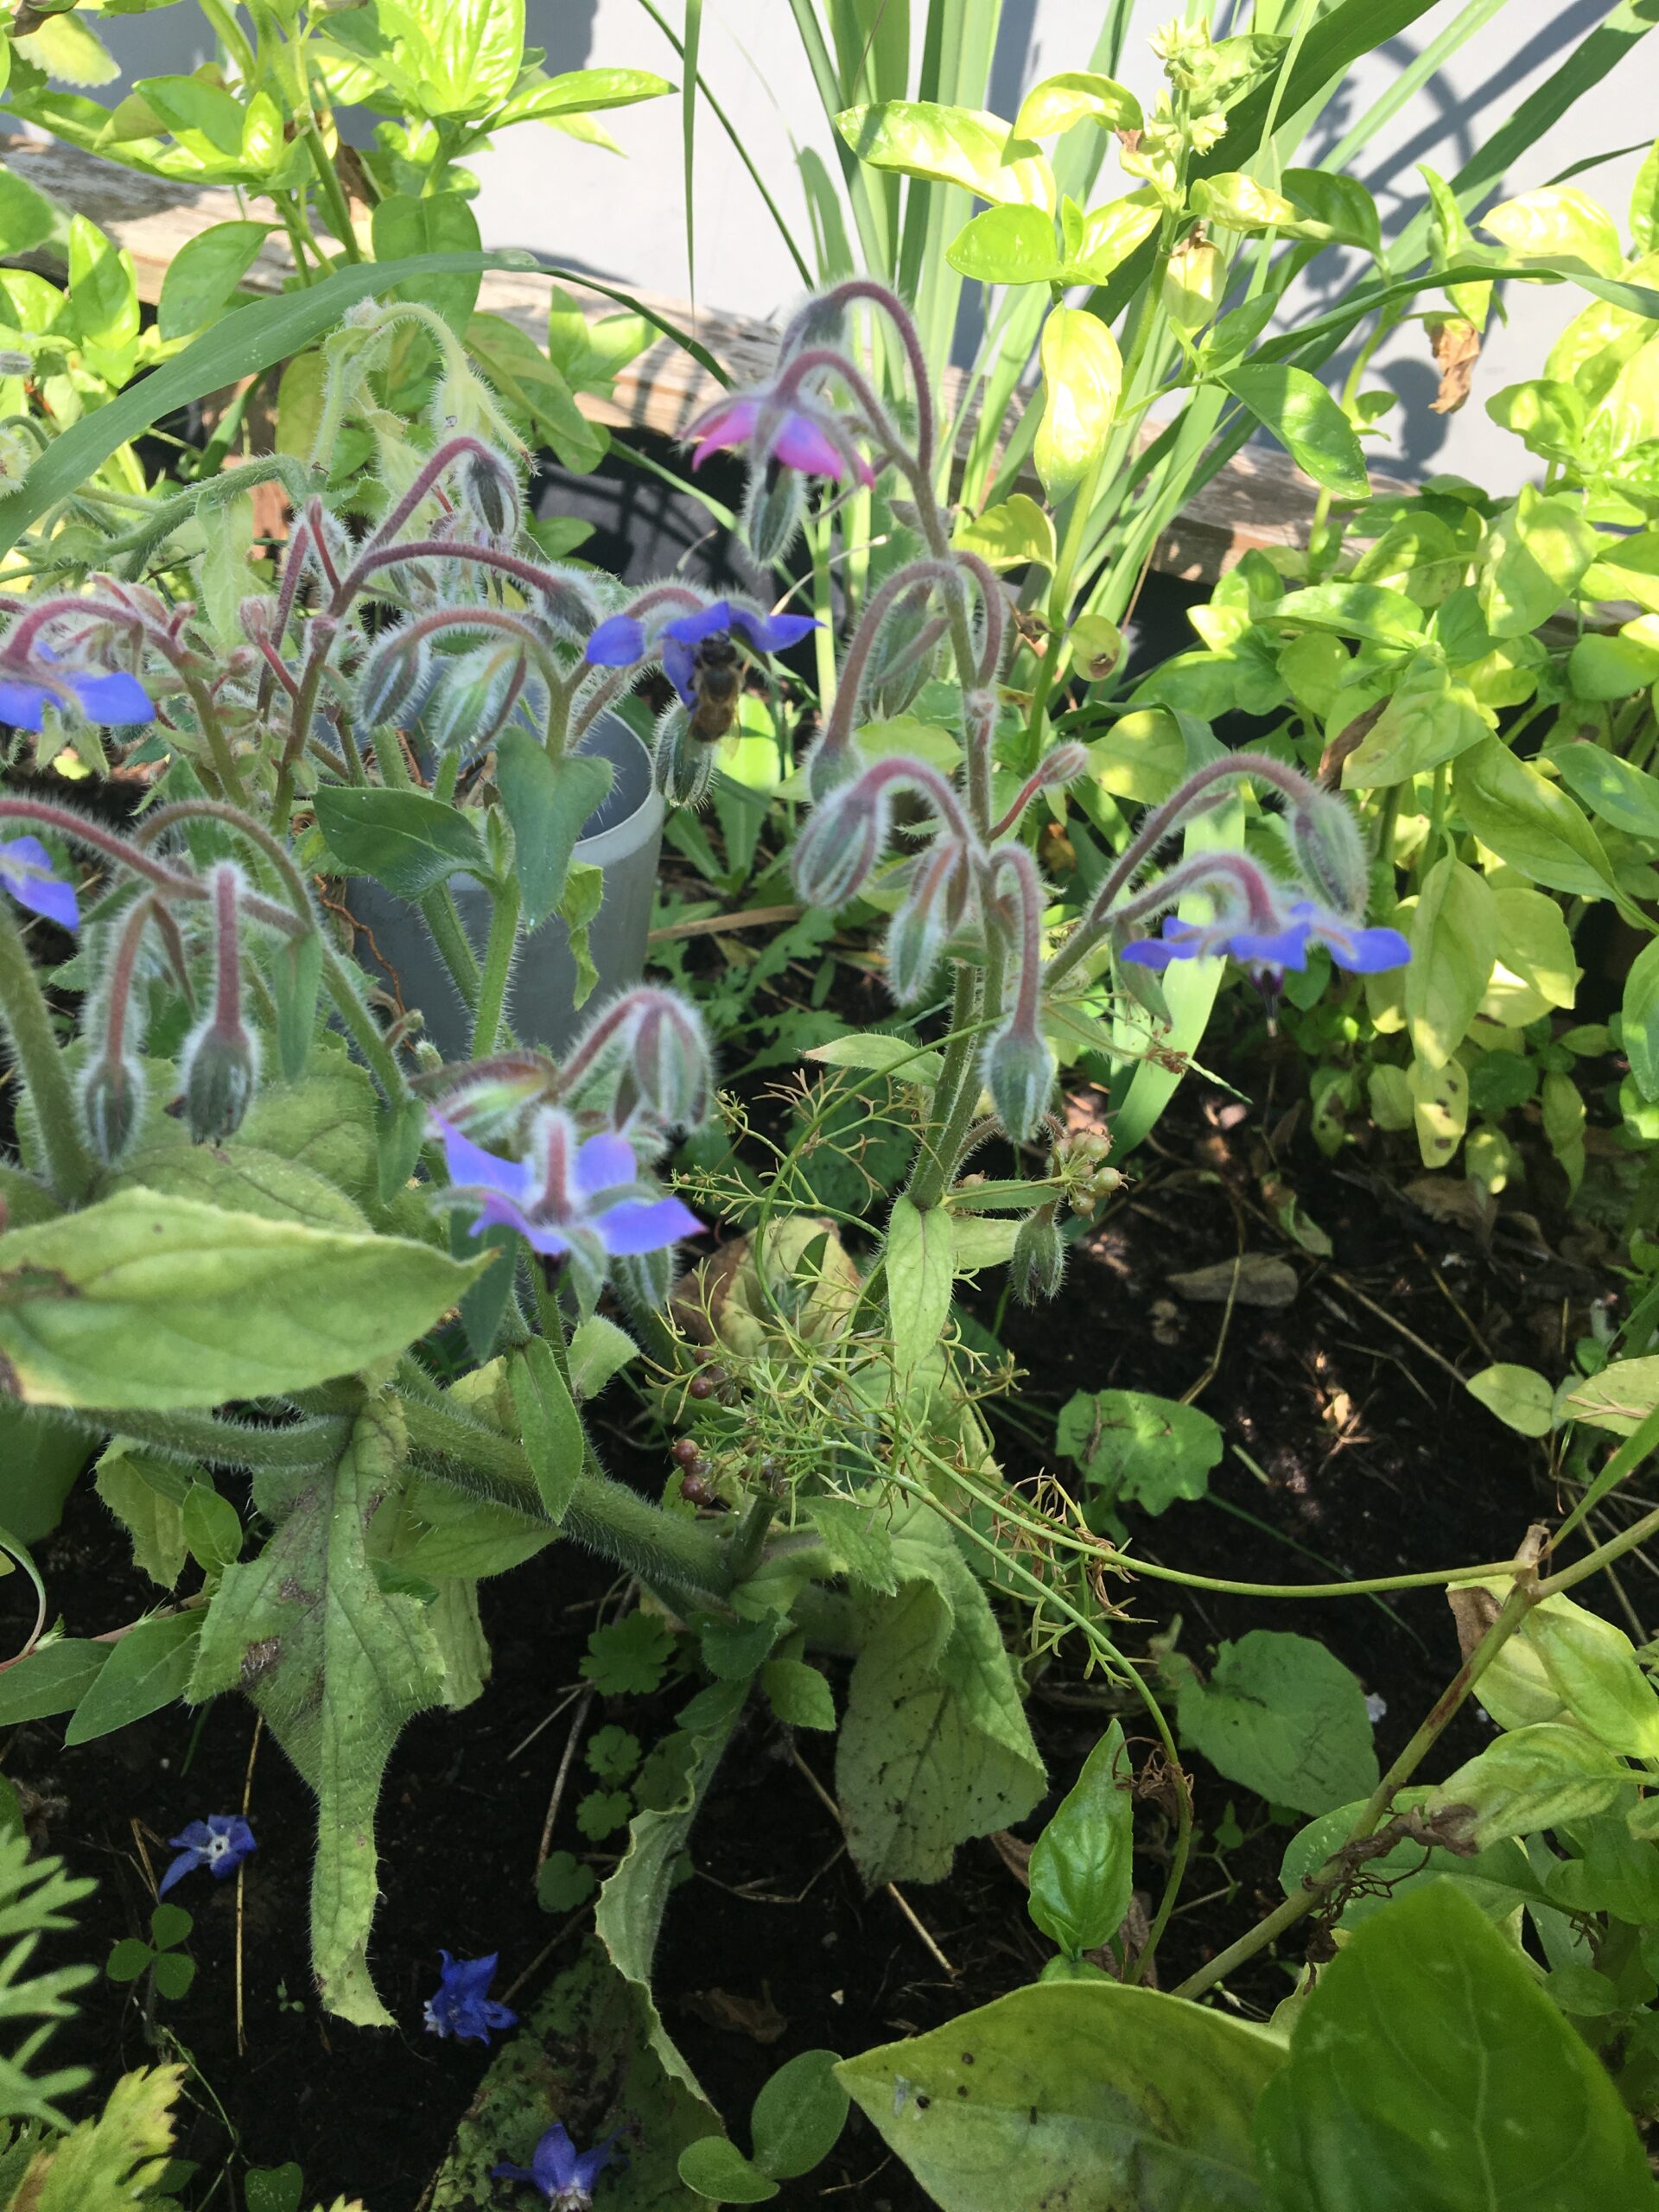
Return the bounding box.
[633,0,814,283]
[683,0,702,298]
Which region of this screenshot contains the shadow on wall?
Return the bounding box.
[1295,0,1623,478]
[525,0,599,73]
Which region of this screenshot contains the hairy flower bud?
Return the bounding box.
[612,1243,676,1316]
[181,864,259,1143]
[983,1020,1056,1145]
[743,465,808,567]
[458,444,522,541]
[357,632,434,729]
[861,586,943,721]
[805,730,862,804]
[181,1018,260,1143]
[652,702,716,807]
[792,781,887,908]
[1012,1209,1065,1304]
[886,844,961,1004]
[1286,784,1370,916]
[78,1052,144,1166]
[628,993,712,1128]
[423,644,523,754]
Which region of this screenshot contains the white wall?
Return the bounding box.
[97,0,1658,492]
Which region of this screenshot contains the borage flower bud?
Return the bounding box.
[743,464,808,568]
[628,993,711,1128]
[983,1019,1056,1146]
[792,780,888,909]
[423,644,524,754]
[805,730,863,805]
[180,864,260,1143]
[457,444,522,541]
[612,1243,676,1316]
[862,586,944,721]
[78,1052,144,1166]
[357,631,434,730]
[1285,785,1370,918]
[1012,1209,1065,1305]
[652,701,716,808]
[181,1020,260,1144]
[886,842,963,1005]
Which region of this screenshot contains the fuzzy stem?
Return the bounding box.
[67,1404,354,1471]
[780,277,937,480]
[0,906,93,1202]
[814,559,972,778]
[471,876,520,1058]
[398,1391,733,1597]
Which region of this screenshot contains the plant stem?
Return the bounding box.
[0,907,93,1203]
[726,1493,779,1586]
[303,115,362,263]
[1171,1573,1540,2001]
[420,887,483,1013]
[69,1404,353,1471]
[320,944,411,1104]
[471,877,520,1058]
[398,1393,733,1597]
[906,963,983,1212]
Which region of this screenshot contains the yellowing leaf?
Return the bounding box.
[1034,307,1122,504]
[1481,186,1624,278]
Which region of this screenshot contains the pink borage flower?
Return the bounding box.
[685,391,875,486]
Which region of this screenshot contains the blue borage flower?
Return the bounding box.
[434,1109,703,1261]
[492,2122,623,2208]
[0,648,152,732]
[1122,900,1409,980]
[0,836,78,931]
[158,1814,256,1897]
[584,598,819,709]
[423,1950,518,2044]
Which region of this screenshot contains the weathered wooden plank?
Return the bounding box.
[0,131,1402,582]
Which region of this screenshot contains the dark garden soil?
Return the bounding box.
[3,1008,1638,2212]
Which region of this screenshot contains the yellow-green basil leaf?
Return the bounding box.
[1342,651,1488,788]
[1013,71,1141,140]
[836,101,1055,212]
[1481,185,1624,279]
[1221,365,1369,501]
[1034,307,1122,504]
[1478,484,1599,637]
[1059,189,1160,283]
[1452,738,1613,898]
[945,204,1061,286]
[1407,1052,1468,1167]
[1405,857,1497,1070]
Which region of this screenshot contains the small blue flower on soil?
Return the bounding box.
[0,836,78,931]
[158,1814,256,1897]
[492,2121,623,2207]
[0,652,152,731]
[584,597,818,705]
[1122,900,1408,980]
[423,1951,518,2044]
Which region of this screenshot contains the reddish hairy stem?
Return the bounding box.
[779,278,936,480]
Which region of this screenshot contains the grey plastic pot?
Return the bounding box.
[341,712,664,1062]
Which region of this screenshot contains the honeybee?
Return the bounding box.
[687,631,743,742]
